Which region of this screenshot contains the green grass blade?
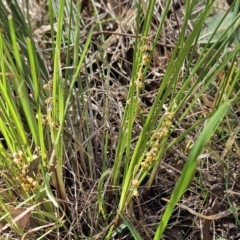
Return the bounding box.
[98,169,111,220]
[118,212,143,240]
[8,15,23,71]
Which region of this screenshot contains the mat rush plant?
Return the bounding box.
[0,0,239,239]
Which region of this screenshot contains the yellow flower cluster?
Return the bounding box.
[13,150,39,192]
[141,140,160,170]
[141,107,176,170]
[43,80,53,91]
[131,105,177,198]
[134,41,152,89]
[36,112,59,130]
[35,112,48,125]
[131,179,139,197]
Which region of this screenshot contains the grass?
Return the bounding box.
[0,0,239,239]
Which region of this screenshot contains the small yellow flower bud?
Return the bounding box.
[18,150,24,158]
[23,184,30,191]
[35,146,41,152]
[140,46,145,51]
[32,155,38,160]
[22,183,30,191]
[142,54,149,65]
[13,152,20,159]
[154,132,162,139]
[165,121,173,128]
[146,152,152,157]
[141,161,148,169]
[137,72,144,79]
[162,128,169,137]
[140,45,151,52]
[146,156,153,163]
[27,176,34,184]
[149,141,154,147]
[154,142,160,148]
[42,118,47,124]
[32,181,38,187]
[133,189,139,197]
[13,158,20,164]
[23,164,29,169]
[137,82,144,88]
[152,151,157,157]
[152,147,159,153]
[132,179,139,187]
[45,97,53,104]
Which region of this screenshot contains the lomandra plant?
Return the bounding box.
[0,0,92,238]
[0,5,65,240]
[0,0,239,239]
[106,0,240,238]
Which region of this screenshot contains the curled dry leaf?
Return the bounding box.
[0,205,31,231]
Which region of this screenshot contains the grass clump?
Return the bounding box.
[0,0,239,239]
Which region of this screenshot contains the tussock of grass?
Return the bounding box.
[0,0,239,239]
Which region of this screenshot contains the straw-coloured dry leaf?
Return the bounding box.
[0,205,31,231]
